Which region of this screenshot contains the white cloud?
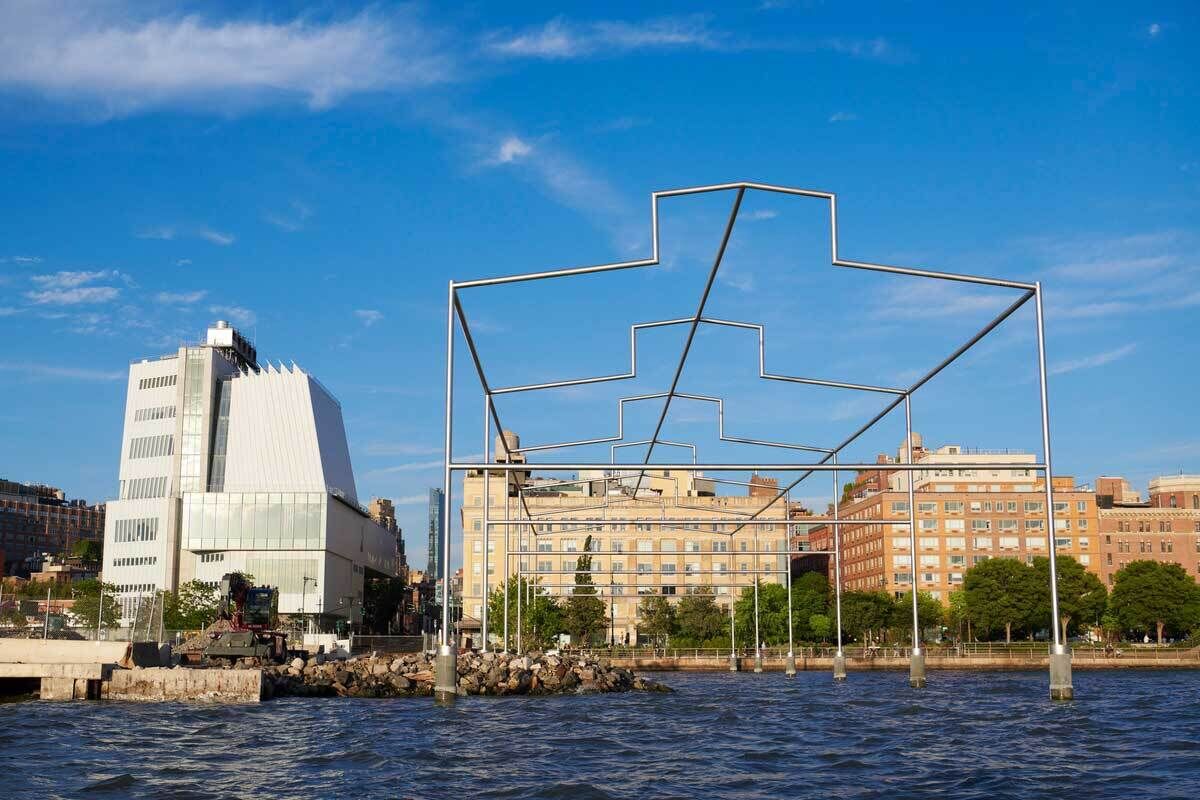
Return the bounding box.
[484,15,718,59]
[364,443,443,457]
[208,305,256,327]
[746,209,778,221]
[1148,23,1161,37]
[390,494,430,506]
[198,228,235,246]
[0,361,124,381]
[1,255,43,264]
[1049,344,1136,376]
[0,307,23,316]
[828,111,858,122]
[719,270,756,293]
[265,200,313,233]
[871,281,1011,320]
[355,309,384,326]
[155,290,207,304]
[136,226,176,241]
[175,258,192,267]
[26,286,120,305]
[31,269,118,288]
[493,136,533,164]
[0,4,453,115]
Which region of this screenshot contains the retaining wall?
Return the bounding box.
[104,668,264,702]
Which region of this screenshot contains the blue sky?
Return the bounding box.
[1,2,1197,569]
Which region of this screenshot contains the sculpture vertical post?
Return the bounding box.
[905,395,925,688]
[434,282,459,705]
[481,398,490,653]
[1035,282,1072,700]
[832,455,847,681]
[785,490,796,677]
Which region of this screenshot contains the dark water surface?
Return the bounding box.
[2,669,1198,799]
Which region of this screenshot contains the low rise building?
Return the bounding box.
[0,480,105,577]
[1096,475,1200,586]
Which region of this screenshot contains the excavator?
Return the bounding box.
[203,573,289,664]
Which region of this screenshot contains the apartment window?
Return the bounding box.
[1077,537,1089,549]
[893,572,912,584]
[999,536,1019,550]
[969,501,982,513]
[1106,553,1113,565]
[948,572,964,584]
[111,556,158,567]
[472,564,481,575]
[661,540,677,553]
[1159,521,1173,533]
[685,541,700,553]
[921,572,937,583]
[739,541,748,552]
[1055,537,1071,549]
[891,501,910,514]
[120,476,168,500]
[661,563,676,575]
[920,519,937,531]
[612,561,625,573]
[944,501,964,513]
[1161,539,1174,553]
[1055,519,1071,531]
[998,519,1018,531]
[1053,502,1069,513]
[471,520,481,532]
[1078,520,1089,530]
[563,539,578,552]
[919,537,938,550]
[712,541,728,553]
[537,542,552,552]
[919,555,940,568]
[946,537,966,550]
[637,563,652,574]
[948,554,966,567]
[891,537,910,549]
[971,519,991,531]
[685,563,699,576]
[637,539,653,553]
[945,519,965,532]
[1078,554,1091,565]
[199,552,224,563]
[612,541,625,553]
[561,560,575,572]
[973,555,989,565]
[1026,520,1045,531]
[917,502,936,514]
[1076,501,1087,513]
[973,536,992,549]
[1024,502,1044,513]
[740,562,749,573]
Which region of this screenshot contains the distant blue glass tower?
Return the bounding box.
[427,487,444,578]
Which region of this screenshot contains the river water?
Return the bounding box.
[1,669,1197,799]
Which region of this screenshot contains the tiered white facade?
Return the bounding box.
[102,322,397,623]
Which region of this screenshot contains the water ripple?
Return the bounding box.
[2,670,1200,799]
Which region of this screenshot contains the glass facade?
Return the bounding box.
[179,349,207,492]
[207,380,232,492]
[182,491,327,551]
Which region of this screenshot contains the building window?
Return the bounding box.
[138,374,177,390]
[113,517,158,543]
[1159,521,1173,533]
[1024,502,1044,513]
[973,536,992,549]
[1161,539,1174,553]
[128,434,174,459]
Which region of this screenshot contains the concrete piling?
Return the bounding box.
[433,643,458,705]
[1050,650,1073,700]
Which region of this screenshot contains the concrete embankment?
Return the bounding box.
[605,652,1200,672]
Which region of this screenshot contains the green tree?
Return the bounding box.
[67,579,121,630]
[1030,555,1108,637]
[890,590,944,644]
[71,539,102,564]
[637,595,676,642]
[562,535,606,645]
[675,587,727,645]
[946,590,970,642]
[734,583,790,646]
[163,580,221,630]
[808,613,832,642]
[362,576,407,634]
[1110,560,1200,644]
[838,590,894,643]
[963,557,1038,643]
[790,572,829,641]
[487,575,563,650]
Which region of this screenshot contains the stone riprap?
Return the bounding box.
[260,650,672,698]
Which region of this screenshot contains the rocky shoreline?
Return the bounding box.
[248,650,672,699]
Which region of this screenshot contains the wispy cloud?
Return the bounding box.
[491,136,533,165]
[1049,343,1136,376]
[1,255,42,264]
[484,15,719,59]
[871,281,1011,320]
[390,493,431,506]
[175,258,192,267]
[1148,23,1162,37]
[136,226,177,241]
[0,307,23,317]
[746,209,778,221]
[355,309,384,326]
[0,361,124,381]
[198,228,235,246]
[0,5,454,115]
[265,201,313,232]
[155,290,207,304]
[208,305,256,327]
[828,111,858,123]
[26,270,122,304]
[364,442,443,457]
[362,453,482,479]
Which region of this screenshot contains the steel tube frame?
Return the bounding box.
[905,396,921,660]
[445,180,1062,696]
